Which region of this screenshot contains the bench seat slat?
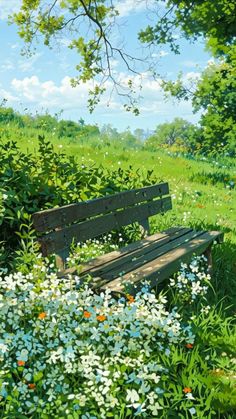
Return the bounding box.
[60,227,185,277]
[87,229,202,283]
[32,183,170,233]
[39,196,172,255]
[101,231,224,293]
[81,228,195,281]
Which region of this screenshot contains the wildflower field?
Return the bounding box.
[0,122,236,418]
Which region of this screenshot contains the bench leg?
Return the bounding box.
[139,218,150,238]
[55,249,69,271]
[203,245,213,275]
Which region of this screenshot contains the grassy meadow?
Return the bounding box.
[0,119,236,418]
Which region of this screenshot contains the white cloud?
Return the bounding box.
[7,71,199,129]
[59,38,72,48]
[0,86,18,102]
[10,73,151,109]
[182,60,198,68]
[9,75,124,120]
[18,53,43,73]
[10,43,20,49]
[11,75,97,109]
[0,0,153,21]
[0,59,15,71]
[0,0,21,20]
[152,51,169,58]
[115,0,155,18]
[9,72,184,114]
[8,73,137,116]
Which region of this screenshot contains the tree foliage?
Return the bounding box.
[145,118,199,153]
[0,102,24,126]
[12,1,236,112]
[162,46,236,155]
[100,124,142,149]
[139,0,236,56]
[193,51,236,155]
[12,0,143,113]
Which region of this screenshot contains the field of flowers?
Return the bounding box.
[0,125,236,417]
[1,255,235,418]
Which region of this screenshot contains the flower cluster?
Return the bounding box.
[169,255,211,304]
[67,236,119,267]
[0,268,196,417]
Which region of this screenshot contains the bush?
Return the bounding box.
[0,106,24,127]
[0,137,160,268]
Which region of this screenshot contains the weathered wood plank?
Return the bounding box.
[81,228,193,279]
[203,245,213,275]
[55,248,70,271]
[139,218,150,238]
[89,229,202,284]
[38,196,172,256]
[58,227,185,278]
[32,183,170,233]
[101,231,224,293]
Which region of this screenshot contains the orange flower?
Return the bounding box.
[17,360,25,367]
[126,294,135,303]
[183,387,192,393]
[38,312,46,320]
[83,311,91,318]
[28,383,36,390]
[185,343,194,349]
[97,315,106,322]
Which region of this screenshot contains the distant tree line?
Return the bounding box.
[0,104,235,157]
[0,104,99,139]
[145,116,236,157]
[0,105,143,150]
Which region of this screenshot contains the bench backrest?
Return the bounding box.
[32,182,172,269]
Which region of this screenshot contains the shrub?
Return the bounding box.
[0,137,160,268]
[0,106,24,127]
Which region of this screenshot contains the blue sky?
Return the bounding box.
[0,0,212,131]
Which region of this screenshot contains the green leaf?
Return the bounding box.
[33,371,43,382]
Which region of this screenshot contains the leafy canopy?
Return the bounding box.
[139,0,236,56]
[12,0,142,113]
[162,45,236,156]
[11,0,236,112]
[193,50,236,156]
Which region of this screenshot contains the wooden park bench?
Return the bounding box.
[32,182,223,293]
